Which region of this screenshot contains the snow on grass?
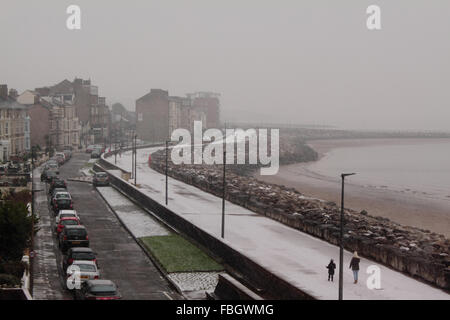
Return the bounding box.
[140,235,224,273]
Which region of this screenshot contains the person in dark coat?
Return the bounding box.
[326,259,336,281]
[349,251,361,284]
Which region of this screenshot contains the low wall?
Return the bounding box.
[94,162,315,300]
[211,274,264,300]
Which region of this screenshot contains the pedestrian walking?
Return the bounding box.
[349,251,361,284]
[326,259,336,282]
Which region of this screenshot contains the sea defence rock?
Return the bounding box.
[149,147,450,291]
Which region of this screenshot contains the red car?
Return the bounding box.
[56,217,80,235]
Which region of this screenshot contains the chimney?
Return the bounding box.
[0,84,7,100]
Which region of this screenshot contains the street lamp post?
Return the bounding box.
[221,150,226,238]
[339,172,356,301]
[134,134,137,186]
[131,131,135,180]
[165,140,169,206]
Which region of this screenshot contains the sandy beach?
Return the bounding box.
[256,138,450,237]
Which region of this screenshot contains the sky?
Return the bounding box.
[1,1,449,131]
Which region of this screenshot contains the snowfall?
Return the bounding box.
[104,145,450,300]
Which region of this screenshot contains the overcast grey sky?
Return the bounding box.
[1,1,449,131]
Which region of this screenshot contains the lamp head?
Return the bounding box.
[341,173,356,178]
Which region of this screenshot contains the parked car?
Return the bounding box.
[63,149,72,160]
[86,145,96,153]
[51,193,74,213]
[44,162,60,174]
[93,172,109,186]
[90,150,101,159]
[7,163,21,173]
[49,179,67,194]
[55,152,66,163]
[50,191,71,204]
[63,247,97,272]
[56,217,80,236]
[56,210,79,226]
[53,155,65,166]
[73,280,121,300]
[59,225,89,252]
[42,170,59,183]
[65,261,100,290]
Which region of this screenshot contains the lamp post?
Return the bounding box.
[134,134,137,186]
[339,172,356,300]
[131,131,135,180]
[221,150,226,238]
[165,141,169,205]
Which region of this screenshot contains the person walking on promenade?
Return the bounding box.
[349,251,361,284]
[326,259,336,282]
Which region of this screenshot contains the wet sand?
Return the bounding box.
[256,139,450,237]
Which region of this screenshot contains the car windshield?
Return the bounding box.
[71,264,96,272]
[61,220,78,225]
[96,173,107,178]
[74,253,95,260]
[56,193,70,199]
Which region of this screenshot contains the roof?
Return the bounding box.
[72,260,96,266]
[0,96,27,110]
[70,247,93,253]
[65,225,86,230]
[86,279,115,286]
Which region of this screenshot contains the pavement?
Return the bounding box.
[32,152,180,300]
[105,147,450,300]
[31,169,72,300]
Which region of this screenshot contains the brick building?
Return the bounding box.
[187,92,221,129]
[35,78,109,146]
[136,89,218,143]
[18,91,51,150]
[136,89,170,143]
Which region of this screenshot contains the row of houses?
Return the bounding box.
[136,89,221,143]
[0,78,112,162]
[0,80,222,161]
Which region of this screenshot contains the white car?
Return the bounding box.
[50,191,72,204]
[55,152,67,162]
[66,261,100,290]
[56,210,79,225]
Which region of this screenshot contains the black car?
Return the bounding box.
[73,280,121,300]
[90,150,101,159]
[42,170,59,183]
[93,172,109,186]
[7,163,21,173]
[49,179,67,194]
[59,225,89,252]
[63,247,97,272]
[51,193,73,213]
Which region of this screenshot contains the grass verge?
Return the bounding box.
[140,235,223,273]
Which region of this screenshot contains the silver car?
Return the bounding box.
[66,261,100,290]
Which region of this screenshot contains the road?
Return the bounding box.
[33,152,180,300]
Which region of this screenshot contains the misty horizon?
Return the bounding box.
[1,1,449,131]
